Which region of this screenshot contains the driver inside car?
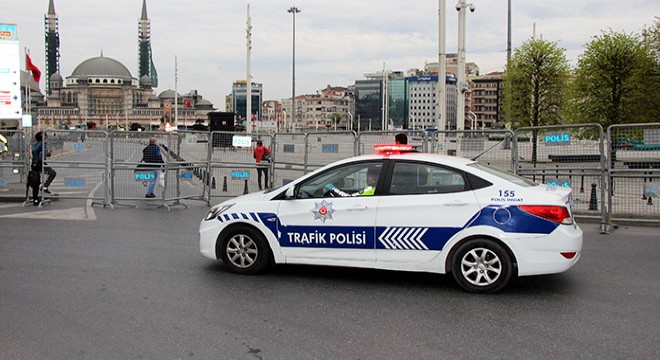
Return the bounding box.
[325,168,379,197]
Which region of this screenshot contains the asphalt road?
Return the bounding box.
[0,200,658,360]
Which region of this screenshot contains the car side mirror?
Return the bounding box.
[285,187,295,199]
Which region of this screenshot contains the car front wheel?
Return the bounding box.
[451,238,513,294]
[219,227,271,275]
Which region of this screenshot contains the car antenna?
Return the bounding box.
[470,137,507,161]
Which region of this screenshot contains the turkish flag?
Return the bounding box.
[183,99,192,107]
[26,54,41,83]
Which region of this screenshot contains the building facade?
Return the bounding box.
[469,72,505,129]
[408,75,458,131]
[232,80,263,130]
[388,75,408,129]
[280,86,353,132]
[354,79,383,131]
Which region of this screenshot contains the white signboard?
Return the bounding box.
[0,24,22,120]
[232,135,252,148]
[21,114,32,127]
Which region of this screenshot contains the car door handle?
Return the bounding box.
[444,202,469,207]
[347,205,368,211]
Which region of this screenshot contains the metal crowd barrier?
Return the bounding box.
[38,129,110,206]
[513,124,607,232]
[2,125,659,227]
[207,131,274,199]
[0,130,29,201]
[430,130,514,172]
[607,123,660,225]
[109,131,190,210]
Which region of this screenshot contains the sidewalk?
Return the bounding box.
[0,181,34,202]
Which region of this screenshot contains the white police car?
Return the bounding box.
[199,144,582,293]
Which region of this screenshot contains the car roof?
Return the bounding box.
[341,152,477,166]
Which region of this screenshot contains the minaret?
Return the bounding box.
[138,0,157,87]
[44,0,60,94]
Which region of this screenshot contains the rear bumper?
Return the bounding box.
[511,223,583,276]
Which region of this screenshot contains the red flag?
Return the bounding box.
[25,54,41,83]
[183,99,192,107]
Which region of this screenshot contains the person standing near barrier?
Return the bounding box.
[31,131,57,194]
[253,140,271,190]
[141,136,164,198]
[395,133,408,144]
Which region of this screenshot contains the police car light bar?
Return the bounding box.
[373,144,414,155]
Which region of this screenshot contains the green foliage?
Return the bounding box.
[503,38,570,129]
[646,17,660,60]
[566,29,659,127]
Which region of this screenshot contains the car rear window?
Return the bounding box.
[468,163,538,187]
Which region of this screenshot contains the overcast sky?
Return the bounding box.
[4,0,658,110]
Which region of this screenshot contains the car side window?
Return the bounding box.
[390,162,467,195]
[296,161,383,199]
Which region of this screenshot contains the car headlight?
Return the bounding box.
[204,204,234,221]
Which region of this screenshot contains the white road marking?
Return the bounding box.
[0,207,89,221]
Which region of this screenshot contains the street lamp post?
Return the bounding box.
[456,0,475,131]
[347,111,353,132]
[287,6,301,134]
[438,0,447,133]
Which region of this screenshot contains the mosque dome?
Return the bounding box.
[70,55,133,82]
[139,75,152,87]
[49,72,63,82]
[196,99,213,107]
[158,89,180,99]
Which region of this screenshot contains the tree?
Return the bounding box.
[329,113,342,130]
[566,29,659,128]
[503,38,570,161]
[643,19,660,122]
[645,17,660,60]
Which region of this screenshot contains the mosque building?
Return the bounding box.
[33,0,215,130]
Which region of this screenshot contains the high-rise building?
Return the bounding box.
[388,74,408,129]
[355,78,383,131]
[232,80,263,130]
[355,70,458,132]
[408,75,458,131]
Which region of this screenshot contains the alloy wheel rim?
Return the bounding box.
[226,234,258,268]
[460,247,502,286]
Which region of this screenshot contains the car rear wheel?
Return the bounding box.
[219,227,271,275]
[451,238,513,294]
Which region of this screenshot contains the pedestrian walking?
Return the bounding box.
[141,136,164,198]
[31,131,57,196]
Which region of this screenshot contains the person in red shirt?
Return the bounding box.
[253,140,271,190]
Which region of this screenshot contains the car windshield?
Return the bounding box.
[468,163,538,187]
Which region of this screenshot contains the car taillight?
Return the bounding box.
[518,205,573,225]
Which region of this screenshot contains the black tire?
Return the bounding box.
[451,238,513,294]
[218,227,271,275]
